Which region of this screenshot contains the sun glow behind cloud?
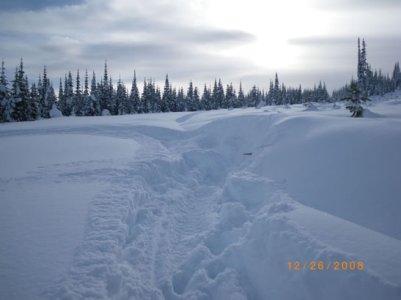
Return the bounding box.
[195,0,332,70]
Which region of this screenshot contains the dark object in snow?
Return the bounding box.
[242,153,253,156]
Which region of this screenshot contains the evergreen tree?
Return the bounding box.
[82,71,98,116]
[267,80,274,105]
[247,85,260,107]
[211,80,218,110]
[11,59,30,121]
[64,71,74,116]
[273,73,281,105]
[0,60,9,122]
[193,87,200,111]
[170,87,177,112]
[161,74,171,112]
[216,79,225,109]
[84,69,89,97]
[176,88,185,112]
[186,81,196,111]
[115,78,128,115]
[80,70,93,116]
[129,71,141,113]
[201,85,212,110]
[141,79,150,113]
[281,83,287,105]
[58,78,66,114]
[224,83,236,109]
[392,62,401,89]
[99,61,112,114]
[357,38,369,96]
[237,82,246,108]
[73,70,84,116]
[29,82,40,120]
[342,80,370,117]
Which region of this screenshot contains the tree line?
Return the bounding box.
[332,38,401,100]
[1,38,400,123]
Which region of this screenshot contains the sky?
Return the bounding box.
[1,0,401,93]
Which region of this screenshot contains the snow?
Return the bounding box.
[50,104,63,118]
[1,93,401,299]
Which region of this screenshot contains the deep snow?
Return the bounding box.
[1,92,401,299]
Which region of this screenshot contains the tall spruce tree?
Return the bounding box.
[73,70,84,116]
[0,60,9,122]
[129,71,141,113]
[11,59,30,121]
[29,82,40,120]
[237,82,246,108]
[201,85,212,110]
[161,74,171,113]
[392,62,401,89]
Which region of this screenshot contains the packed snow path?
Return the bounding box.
[1,96,401,299]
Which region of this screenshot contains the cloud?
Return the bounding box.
[1,0,84,11]
[313,0,401,10]
[0,0,257,90]
[288,36,356,46]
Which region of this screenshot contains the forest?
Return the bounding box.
[1,38,400,122]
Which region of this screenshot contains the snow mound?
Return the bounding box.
[49,104,63,118]
[102,109,111,116]
[363,108,382,118]
[303,102,319,111]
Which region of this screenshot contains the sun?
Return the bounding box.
[196,0,331,70]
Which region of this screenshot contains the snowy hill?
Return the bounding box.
[1,93,401,300]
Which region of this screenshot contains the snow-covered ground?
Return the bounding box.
[1,92,401,299]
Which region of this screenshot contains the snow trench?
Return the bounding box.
[50,115,401,300]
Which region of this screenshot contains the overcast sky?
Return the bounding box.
[1,0,401,92]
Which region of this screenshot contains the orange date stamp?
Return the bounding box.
[287,260,364,271]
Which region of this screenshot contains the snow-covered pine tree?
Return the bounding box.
[201,85,211,110]
[273,73,281,105]
[342,80,370,117]
[237,82,245,108]
[57,78,66,115]
[216,79,224,109]
[170,87,177,112]
[39,66,49,118]
[29,82,40,120]
[225,83,236,109]
[65,71,74,116]
[193,87,200,111]
[82,71,96,116]
[148,80,160,113]
[129,71,141,113]
[357,38,370,97]
[10,59,30,121]
[186,81,195,111]
[73,70,84,116]
[161,74,170,113]
[247,85,259,107]
[99,61,113,115]
[81,69,95,116]
[392,62,401,89]
[211,80,218,110]
[176,88,185,112]
[141,79,150,113]
[281,83,287,106]
[115,78,128,115]
[0,60,9,122]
